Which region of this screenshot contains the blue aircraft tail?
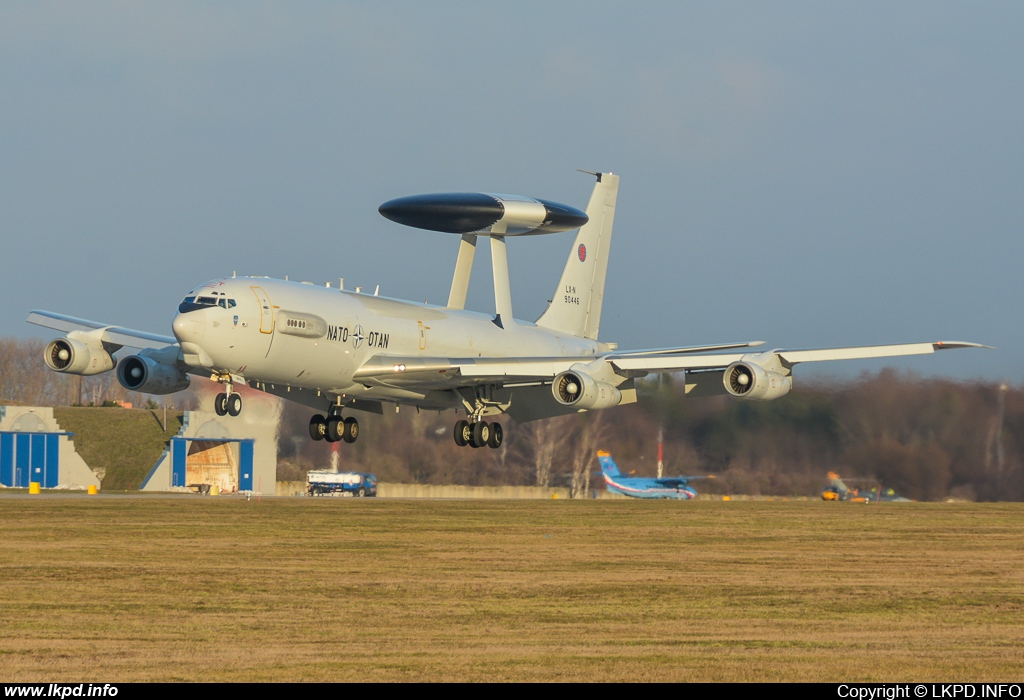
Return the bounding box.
[597,451,621,477]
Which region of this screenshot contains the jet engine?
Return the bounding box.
[117,352,190,395]
[44,337,116,376]
[723,361,792,401]
[551,370,622,410]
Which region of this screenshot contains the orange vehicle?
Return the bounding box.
[821,472,910,503]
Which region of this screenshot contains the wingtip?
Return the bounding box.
[934,341,995,350]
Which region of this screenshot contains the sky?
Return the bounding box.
[1,2,1021,383]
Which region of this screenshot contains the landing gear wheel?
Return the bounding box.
[454,420,470,447]
[309,414,327,441]
[325,417,343,443]
[214,393,228,416]
[470,421,490,449]
[342,417,359,443]
[226,393,242,417]
[487,422,503,449]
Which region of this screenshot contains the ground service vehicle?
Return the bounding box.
[307,470,377,497]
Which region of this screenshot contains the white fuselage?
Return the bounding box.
[171,276,600,402]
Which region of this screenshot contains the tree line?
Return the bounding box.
[273,368,1024,501]
[3,337,1020,500]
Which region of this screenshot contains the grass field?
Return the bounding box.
[1,497,1022,682]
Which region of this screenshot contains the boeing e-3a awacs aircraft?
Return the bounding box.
[28,172,986,449]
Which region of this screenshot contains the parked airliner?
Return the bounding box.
[29,172,986,449]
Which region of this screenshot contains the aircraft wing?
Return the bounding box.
[27,310,177,350]
[610,341,990,373]
[653,478,691,488]
[775,341,989,364]
[353,340,988,391]
[655,475,713,487]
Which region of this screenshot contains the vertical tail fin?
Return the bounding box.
[597,451,621,477]
[536,173,619,340]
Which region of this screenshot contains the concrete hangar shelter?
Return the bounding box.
[0,406,99,490]
[0,405,276,494]
[142,410,276,494]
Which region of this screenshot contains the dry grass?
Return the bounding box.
[1,497,1022,681]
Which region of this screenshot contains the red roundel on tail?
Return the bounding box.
[578,244,587,262]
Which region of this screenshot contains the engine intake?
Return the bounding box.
[723,361,792,401]
[552,370,622,410]
[44,338,116,376]
[117,353,190,395]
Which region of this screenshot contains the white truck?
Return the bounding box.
[306,470,378,497]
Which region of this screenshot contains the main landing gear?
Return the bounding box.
[453,419,503,449]
[309,412,359,444]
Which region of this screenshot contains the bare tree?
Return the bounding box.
[569,411,605,498]
[518,419,559,487]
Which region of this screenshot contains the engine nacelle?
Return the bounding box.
[723,361,792,401]
[552,370,622,410]
[117,353,191,395]
[44,337,116,376]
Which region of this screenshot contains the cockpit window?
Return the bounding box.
[178,295,231,314]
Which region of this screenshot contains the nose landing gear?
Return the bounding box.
[213,374,243,417]
[214,391,242,417]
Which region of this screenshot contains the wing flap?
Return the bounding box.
[610,341,764,357]
[611,353,748,373]
[353,354,569,388]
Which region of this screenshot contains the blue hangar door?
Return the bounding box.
[0,432,60,488]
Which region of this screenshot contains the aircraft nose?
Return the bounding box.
[172,311,206,343]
